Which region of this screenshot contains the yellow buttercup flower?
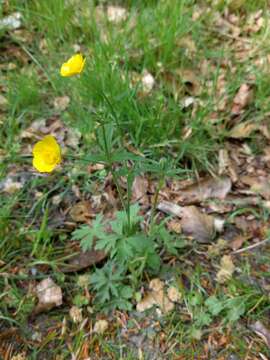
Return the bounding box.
[32,135,61,173]
[60,54,86,77]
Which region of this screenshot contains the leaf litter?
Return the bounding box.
[3,2,270,358]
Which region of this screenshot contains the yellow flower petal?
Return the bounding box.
[33,155,58,173]
[32,135,61,173]
[60,54,86,77]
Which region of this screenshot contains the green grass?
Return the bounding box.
[1,0,270,358]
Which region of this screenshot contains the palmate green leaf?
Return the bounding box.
[128,234,160,271]
[111,203,142,235]
[195,311,212,327]
[94,233,119,256]
[120,286,133,299]
[158,227,187,256]
[72,214,106,252]
[115,236,135,263]
[90,261,132,310]
[224,297,246,322]
[205,296,224,316]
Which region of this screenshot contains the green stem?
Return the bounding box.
[100,90,125,148]
[149,177,164,233]
[101,123,127,221]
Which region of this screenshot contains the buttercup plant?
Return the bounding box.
[31,53,180,310]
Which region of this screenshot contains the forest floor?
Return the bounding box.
[1,1,270,359]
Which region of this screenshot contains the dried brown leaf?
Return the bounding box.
[94,319,109,334]
[152,289,174,313]
[136,292,156,312]
[218,149,229,175]
[157,201,184,217]
[61,249,106,273]
[107,6,127,23]
[69,306,83,324]
[179,176,232,204]
[216,255,235,284]
[1,176,24,194]
[35,278,62,313]
[11,353,27,360]
[137,279,174,314]
[231,84,253,115]
[161,68,200,99]
[132,176,148,203]
[250,321,270,348]
[167,286,182,303]
[53,96,70,112]
[149,278,164,292]
[181,206,215,243]
[229,234,250,251]
[69,201,91,222]
[230,121,257,139]
[175,68,201,96]
[241,176,270,200]
[167,219,182,234]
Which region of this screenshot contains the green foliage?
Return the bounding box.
[186,287,266,338]
[73,294,89,308]
[72,214,105,252]
[91,261,133,311]
[72,204,164,310]
[154,223,187,256]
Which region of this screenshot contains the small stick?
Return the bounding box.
[232,238,270,254]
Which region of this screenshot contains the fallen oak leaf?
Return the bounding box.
[178,176,232,204]
[158,202,223,242]
[60,248,106,273]
[137,278,174,314]
[181,206,215,243]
